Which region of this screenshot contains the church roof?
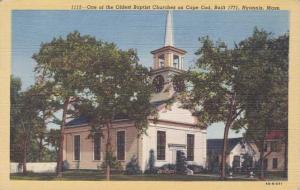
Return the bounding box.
[65,113,129,127]
[65,115,90,127]
[65,100,171,127]
[207,138,244,155]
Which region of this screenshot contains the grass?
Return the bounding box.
[264,171,288,180]
[10,170,286,181]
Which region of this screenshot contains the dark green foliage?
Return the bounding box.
[125,156,141,175]
[178,28,288,179]
[241,154,253,173]
[234,28,289,178]
[100,152,123,172]
[176,151,187,175]
[158,164,176,174]
[145,149,156,174]
[11,75,61,165]
[177,35,243,179]
[32,31,156,178]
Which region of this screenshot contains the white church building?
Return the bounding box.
[63,11,207,172]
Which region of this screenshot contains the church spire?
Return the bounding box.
[164,10,174,47]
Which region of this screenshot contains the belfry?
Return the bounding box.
[151,11,187,102]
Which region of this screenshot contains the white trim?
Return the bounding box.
[92,132,102,161]
[116,129,126,161]
[64,121,133,134]
[149,123,203,132]
[73,135,81,161]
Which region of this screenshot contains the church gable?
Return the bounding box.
[157,101,197,125]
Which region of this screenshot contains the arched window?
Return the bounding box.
[158,54,165,68]
[173,55,179,69]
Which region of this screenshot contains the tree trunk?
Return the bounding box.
[38,134,44,161]
[57,98,70,178]
[259,139,265,180]
[22,138,27,174]
[220,123,230,179]
[105,121,112,181]
[220,93,236,180]
[38,114,46,161]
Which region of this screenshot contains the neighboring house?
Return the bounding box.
[207,130,287,173]
[262,130,287,172]
[207,138,259,171]
[62,11,207,172]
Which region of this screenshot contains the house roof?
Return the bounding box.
[207,137,243,155]
[265,130,286,140]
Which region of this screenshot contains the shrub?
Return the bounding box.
[125,155,141,175]
[144,167,159,174]
[157,164,176,174]
[148,149,155,174]
[176,151,187,175]
[241,153,253,173]
[101,152,123,172]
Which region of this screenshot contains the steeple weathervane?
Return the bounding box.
[164,11,174,47]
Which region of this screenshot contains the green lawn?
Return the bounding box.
[10,170,286,181]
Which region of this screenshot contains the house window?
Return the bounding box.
[264,143,268,152]
[74,135,80,161]
[272,158,278,169]
[271,142,281,152]
[117,131,125,160]
[93,133,101,160]
[157,131,166,160]
[187,134,194,161]
[263,159,268,170]
[233,156,241,168]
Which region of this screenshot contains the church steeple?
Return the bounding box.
[150,11,187,101]
[164,11,174,47]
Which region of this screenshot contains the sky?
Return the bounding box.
[12,10,289,139]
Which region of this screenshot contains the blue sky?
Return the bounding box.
[12,10,289,138]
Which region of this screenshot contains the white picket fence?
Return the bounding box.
[10,162,57,173]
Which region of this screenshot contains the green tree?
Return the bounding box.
[27,80,59,161]
[10,76,45,173]
[77,43,155,180]
[45,129,61,163]
[10,76,22,162]
[234,29,288,179]
[33,31,155,180]
[32,31,97,177]
[177,37,244,179]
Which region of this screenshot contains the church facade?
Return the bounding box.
[63,11,207,172]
